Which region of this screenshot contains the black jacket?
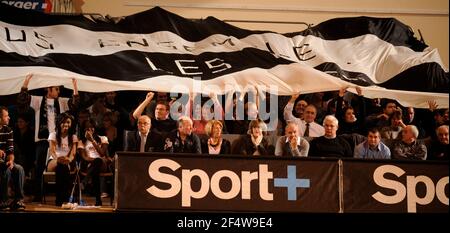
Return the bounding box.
[200,138,231,155]
[124,130,163,152]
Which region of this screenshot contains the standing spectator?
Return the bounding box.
[133,92,177,137]
[403,107,426,138]
[309,115,353,158]
[380,109,406,140]
[164,116,201,154]
[143,92,170,119]
[392,125,427,160]
[365,99,398,129]
[75,109,90,139]
[190,92,225,135]
[0,106,26,210]
[427,125,449,160]
[201,120,231,155]
[336,87,366,135]
[104,91,132,150]
[284,94,325,138]
[293,99,308,119]
[354,128,391,159]
[46,112,78,206]
[275,122,309,157]
[87,94,110,130]
[18,74,79,202]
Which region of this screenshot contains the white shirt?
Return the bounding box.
[78,136,109,159]
[30,95,70,142]
[139,131,148,152]
[46,98,56,136]
[48,132,78,158]
[284,102,324,137]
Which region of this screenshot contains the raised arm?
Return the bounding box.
[132,92,154,120]
[209,92,224,120]
[17,74,33,107]
[283,93,300,121]
[69,78,80,112]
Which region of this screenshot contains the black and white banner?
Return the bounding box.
[0,4,448,108]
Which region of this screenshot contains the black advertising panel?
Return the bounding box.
[115,152,340,212]
[343,160,448,213]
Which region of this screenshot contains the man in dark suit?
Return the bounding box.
[124,115,163,152]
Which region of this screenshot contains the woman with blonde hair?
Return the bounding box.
[201,120,231,155]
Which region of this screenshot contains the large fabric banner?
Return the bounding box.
[116,152,340,213]
[0,4,448,108]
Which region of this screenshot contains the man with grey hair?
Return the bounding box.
[275,122,309,157]
[309,115,352,158]
[124,115,163,152]
[392,125,427,160]
[163,116,201,154]
[427,125,448,160]
[284,94,324,137]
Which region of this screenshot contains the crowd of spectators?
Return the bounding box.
[0,75,448,210]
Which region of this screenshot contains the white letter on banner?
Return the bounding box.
[259,164,273,201]
[436,176,449,205]
[181,169,209,207]
[175,60,203,75]
[241,171,258,199]
[406,175,435,213]
[205,58,231,74]
[146,159,181,198]
[210,170,241,199]
[372,165,406,204]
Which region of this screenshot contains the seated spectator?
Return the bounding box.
[46,112,78,206]
[232,119,273,156]
[354,128,391,159]
[164,116,201,154]
[427,125,449,160]
[275,122,309,157]
[124,115,163,152]
[0,106,26,210]
[101,112,119,156]
[392,125,427,160]
[201,120,231,155]
[13,114,35,178]
[380,109,406,140]
[309,115,353,158]
[78,119,110,206]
